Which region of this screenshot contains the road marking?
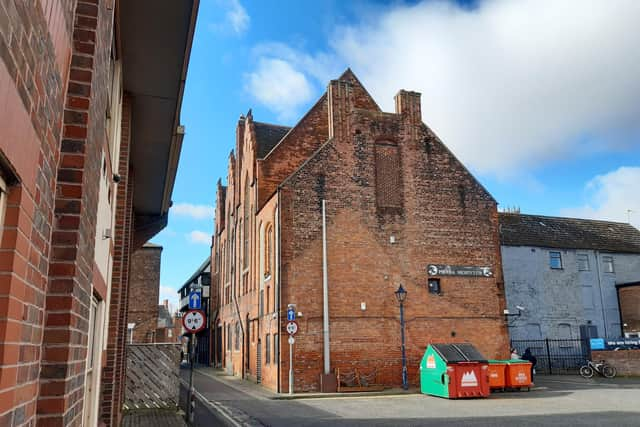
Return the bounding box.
[193,388,245,427]
[194,369,273,400]
[300,393,418,401]
[541,379,620,387]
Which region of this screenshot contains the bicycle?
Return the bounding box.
[579,359,617,378]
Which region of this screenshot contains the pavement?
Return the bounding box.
[183,367,640,426]
[121,409,187,427]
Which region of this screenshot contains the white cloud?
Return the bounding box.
[187,230,212,245]
[247,0,640,175]
[251,42,340,84]
[245,57,315,121]
[159,285,180,314]
[210,0,250,35]
[561,166,640,229]
[226,0,250,34]
[171,203,215,220]
[330,0,640,175]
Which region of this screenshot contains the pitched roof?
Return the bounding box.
[254,121,291,158]
[178,256,211,292]
[499,213,640,253]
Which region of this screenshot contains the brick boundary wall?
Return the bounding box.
[592,350,640,377]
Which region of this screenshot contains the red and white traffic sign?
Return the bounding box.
[286,320,298,335]
[183,309,206,334]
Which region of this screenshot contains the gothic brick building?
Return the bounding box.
[211,70,509,393]
[0,1,197,425]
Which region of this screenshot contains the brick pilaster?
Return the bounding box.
[100,95,133,426]
[38,1,113,425]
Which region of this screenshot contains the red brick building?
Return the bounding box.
[127,243,162,344]
[0,1,197,425]
[211,70,510,393]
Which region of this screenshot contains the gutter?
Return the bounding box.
[594,251,609,338]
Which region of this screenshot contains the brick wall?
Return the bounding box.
[278,78,508,392]
[592,350,640,376]
[127,245,162,343]
[619,285,640,334]
[0,1,74,425]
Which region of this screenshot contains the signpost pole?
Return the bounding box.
[289,339,293,395]
[400,301,408,390]
[188,334,197,423]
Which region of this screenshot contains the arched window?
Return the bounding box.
[243,176,250,269]
[264,223,273,277]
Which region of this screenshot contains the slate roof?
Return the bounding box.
[254,121,291,158]
[499,213,640,253]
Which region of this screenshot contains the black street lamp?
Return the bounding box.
[394,284,408,390]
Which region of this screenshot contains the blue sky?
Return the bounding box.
[153,0,640,309]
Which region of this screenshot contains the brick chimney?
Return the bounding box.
[394,90,422,123]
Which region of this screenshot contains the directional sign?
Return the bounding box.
[182,309,206,334]
[287,307,296,321]
[286,321,298,336]
[188,290,202,309]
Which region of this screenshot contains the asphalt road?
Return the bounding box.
[182,368,640,427]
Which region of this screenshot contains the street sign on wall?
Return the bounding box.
[183,309,206,334]
[427,264,493,277]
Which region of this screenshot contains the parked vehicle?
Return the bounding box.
[579,360,616,378]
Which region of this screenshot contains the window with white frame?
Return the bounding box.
[602,255,614,273]
[577,253,590,271]
[549,251,563,269]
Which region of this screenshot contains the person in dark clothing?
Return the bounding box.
[521,348,537,379]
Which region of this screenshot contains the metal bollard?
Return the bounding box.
[189,393,196,423]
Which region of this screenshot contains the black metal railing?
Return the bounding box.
[510,338,591,374]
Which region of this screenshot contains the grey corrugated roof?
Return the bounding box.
[499,213,640,253]
[254,121,291,158]
[431,343,487,363]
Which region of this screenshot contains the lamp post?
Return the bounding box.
[395,284,408,390]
